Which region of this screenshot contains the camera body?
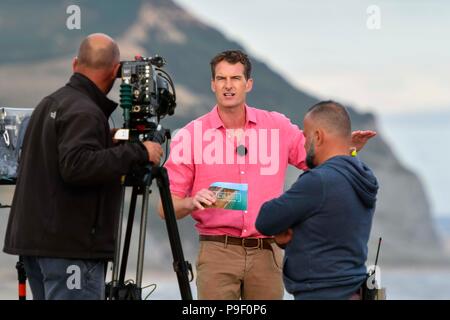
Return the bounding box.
[116,55,176,143]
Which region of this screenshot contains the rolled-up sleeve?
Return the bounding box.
[164,128,194,198]
[286,118,308,171]
[57,111,148,186]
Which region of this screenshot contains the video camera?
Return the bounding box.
[110,56,193,300]
[116,55,176,144]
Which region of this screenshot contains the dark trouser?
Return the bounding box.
[22,256,105,300]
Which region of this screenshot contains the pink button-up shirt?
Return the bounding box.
[164,104,307,238]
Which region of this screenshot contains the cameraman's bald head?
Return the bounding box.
[305,101,351,139]
[72,33,121,94]
[77,33,120,69]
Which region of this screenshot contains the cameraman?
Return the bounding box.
[3,33,163,300]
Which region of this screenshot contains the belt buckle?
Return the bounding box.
[242,237,261,249]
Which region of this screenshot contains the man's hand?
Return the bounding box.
[158,189,217,220]
[142,141,163,165]
[191,188,217,210]
[110,128,120,144]
[351,130,377,152]
[274,229,293,249]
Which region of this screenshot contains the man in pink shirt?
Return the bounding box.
[159,50,375,299]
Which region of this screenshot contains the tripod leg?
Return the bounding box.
[16,256,26,300]
[154,166,193,300]
[110,186,126,299]
[118,186,139,285]
[136,185,150,293]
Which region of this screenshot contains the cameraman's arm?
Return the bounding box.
[57,111,149,185]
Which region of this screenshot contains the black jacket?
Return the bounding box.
[3,73,149,259]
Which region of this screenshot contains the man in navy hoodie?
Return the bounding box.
[256,100,379,300]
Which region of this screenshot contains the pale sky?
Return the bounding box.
[175,0,450,115]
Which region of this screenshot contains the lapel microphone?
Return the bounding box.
[236,145,248,156]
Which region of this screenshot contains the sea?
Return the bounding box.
[378,111,450,219]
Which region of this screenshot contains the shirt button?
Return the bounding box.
[240,171,245,174]
[243,229,247,233]
[244,210,248,213]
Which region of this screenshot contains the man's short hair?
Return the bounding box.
[210,50,252,80]
[306,100,352,137]
[77,36,120,69]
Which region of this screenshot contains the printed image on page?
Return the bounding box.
[205,182,248,211]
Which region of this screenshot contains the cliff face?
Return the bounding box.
[0,0,446,267]
[359,130,445,265]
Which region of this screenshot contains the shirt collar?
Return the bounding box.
[67,73,118,118]
[209,104,257,129]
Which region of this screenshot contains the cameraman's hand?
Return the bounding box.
[110,128,119,145]
[142,141,163,165]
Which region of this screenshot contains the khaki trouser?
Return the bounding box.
[195,240,284,300]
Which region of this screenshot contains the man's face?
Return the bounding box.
[105,61,120,94]
[303,115,317,169]
[305,137,316,169]
[105,76,116,95]
[211,61,253,109]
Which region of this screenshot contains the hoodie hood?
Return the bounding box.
[322,155,379,208]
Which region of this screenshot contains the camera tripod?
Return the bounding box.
[107,164,193,300]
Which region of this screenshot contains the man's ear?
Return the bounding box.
[245,78,254,93]
[315,129,325,147]
[211,79,216,93]
[112,62,121,79]
[72,57,78,72]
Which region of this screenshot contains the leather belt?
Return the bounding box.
[199,235,274,250]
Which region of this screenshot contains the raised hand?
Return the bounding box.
[351,130,377,152]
